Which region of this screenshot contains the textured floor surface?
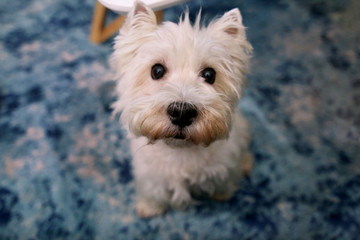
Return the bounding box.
[1,0,360,239]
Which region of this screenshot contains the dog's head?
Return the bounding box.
[112,1,252,146]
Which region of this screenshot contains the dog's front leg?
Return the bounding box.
[135,177,170,218]
[169,181,194,209]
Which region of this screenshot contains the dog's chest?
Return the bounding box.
[132,138,238,184]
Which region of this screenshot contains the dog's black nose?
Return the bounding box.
[167,102,197,128]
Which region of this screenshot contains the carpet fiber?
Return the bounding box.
[1,0,359,239]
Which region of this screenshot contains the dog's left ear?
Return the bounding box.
[211,8,245,38]
[121,1,157,34]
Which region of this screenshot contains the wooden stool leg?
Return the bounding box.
[90,1,164,44]
[155,11,164,24]
[90,1,126,44]
[101,15,126,43]
[90,1,107,44]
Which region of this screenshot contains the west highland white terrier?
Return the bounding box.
[111,1,253,218]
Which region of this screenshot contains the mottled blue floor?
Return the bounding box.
[1,0,360,239]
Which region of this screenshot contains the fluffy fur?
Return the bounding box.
[111,1,253,217]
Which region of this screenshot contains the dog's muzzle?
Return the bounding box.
[167,102,197,129]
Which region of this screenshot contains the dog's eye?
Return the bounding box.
[151,64,166,80]
[201,68,216,84]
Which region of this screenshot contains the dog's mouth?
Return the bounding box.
[164,130,194,147]
[174,132,186,140]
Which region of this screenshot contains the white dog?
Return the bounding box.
[111,1,253,218]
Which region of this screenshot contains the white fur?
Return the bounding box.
[111,1,253,217]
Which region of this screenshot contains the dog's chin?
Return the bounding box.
[165,130,196,147]
[144,130,193,147]
[146,130,215,148]
[163,137,194,148]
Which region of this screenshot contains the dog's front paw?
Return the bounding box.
[136,201,166,218]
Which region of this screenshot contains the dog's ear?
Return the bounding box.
[211,8,245,38]
[210,8,252,56]
[121,0,157,34]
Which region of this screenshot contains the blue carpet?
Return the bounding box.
[1,0,360,239]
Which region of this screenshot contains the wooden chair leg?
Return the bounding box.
[90,1,126,44]
[90,1,164,44]
[90,1,106,43]
[155,11,164,23]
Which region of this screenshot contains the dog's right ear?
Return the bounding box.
[121,1,157,34]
